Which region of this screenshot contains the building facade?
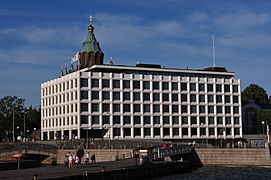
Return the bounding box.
[41,20,242,141]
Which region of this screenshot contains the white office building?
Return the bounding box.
[41,20,242,141]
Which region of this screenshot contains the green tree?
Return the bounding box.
[241,84,269,105]
[0,96,25,142]
[255,109,271,134]
[26,105,41,134]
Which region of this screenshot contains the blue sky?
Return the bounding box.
[1,0,271,106]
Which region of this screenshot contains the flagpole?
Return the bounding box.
[212,35,216,67]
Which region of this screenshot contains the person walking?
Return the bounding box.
[68,154,73,168]
[91,153,96,164]
[75,155,80,168]
[64,155,69,168]
[85,152,90,164]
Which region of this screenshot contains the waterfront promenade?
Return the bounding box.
[0,158,136,180]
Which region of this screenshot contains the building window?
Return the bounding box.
[133,81,140,89]
[102,103,110,112]
[234,117,240,125]
[143,104,150,113]
[190,105,197,114]
[153,116,160,125]
[113,116,120,124]
[181,105,188,113]
[190,94,196,103]
[199,84,205,92]
[163,128,170,136]
[113,80,120,89]
[172,105,179,113]
[200,116,206,124]
[182,128,188,136]
[181,116,188,125]
[190,83,196,91]
[124,128,131,137]
[144,128,151,136]
[226,117,231,125]
[181,83,187,91]
[181,94,187,102]
[224,85,230,92]
[91,91,99,100]
[225,95,231,103]
[81,115,88,124]
[134,128,141,136]
[133,92,140,101]
[173,128,179,136]
[234,128,240,136]
[172,82,178,91]
[209,128,215,136]
[233,96,239,103]
[153,104,160,113]
[217,106,222,114]
[208,117,214,125]
[216,95,222,103]
[199,95,205,103]
[200,128,206,136]
[81,103,88,112]
[225,106,231,114]
[172,116,179,125]
[124,116,131,125]
[80,78,88,87]
[123,104,131,113]
[102,91,110,100]
[154,128,160,136]
[172,94,178,102]
[113,128,121,137]
[153,93,160,101]
[233,85,239,93]
[163,93,169,102]
[233,106,239,114]
[208,95,214,103]
[163,105,169,113]
[102,116,110,125]
[123,80,130,89]
[162,82,169,90]
[191,128,197,136]
[217,117,223,125]
[133,104,141,113]
[143,81,150,90]
[216,84,222,92]
[191,116,197,125]
[153,81,159,90]
[113,92,120,101]
[208,106,214,114]
[207,84,213,92]
[113,104,120,113]
[143,93,150,101]
[123,92,131,101]
[199,106,205,114]
[143,116,150,125]
[134,116,141,125]
[163,116,170,125]
[91,103,99,112]
[91,79,99,88]
[91,116,99,125]
[102,79,110,88]
[80,91,88,100]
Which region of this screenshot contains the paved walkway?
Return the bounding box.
[0,159,136,180]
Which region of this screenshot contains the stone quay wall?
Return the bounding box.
[195,148,271,166]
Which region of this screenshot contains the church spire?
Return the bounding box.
[79,16,104,68]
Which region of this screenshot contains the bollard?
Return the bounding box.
[180,158,183,162]
[83,170,88,176]
[33,174,38,180]
[101,166,105,172]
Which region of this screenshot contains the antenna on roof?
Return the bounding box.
[212,34,216,67]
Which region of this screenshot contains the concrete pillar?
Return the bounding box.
[69,129,72,139]
[47,131,50,140]
[41,130,44,140]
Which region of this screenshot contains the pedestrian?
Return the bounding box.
[85,152,90,164]
[91,153,95,164]
[64,155,69,167]
[72,153,76,166]
[68,154,73,168]
[75,155,80,168]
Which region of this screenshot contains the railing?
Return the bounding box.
[152,145,193,160]
[115,152,132,161]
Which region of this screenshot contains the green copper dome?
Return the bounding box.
[81,24,102,53]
